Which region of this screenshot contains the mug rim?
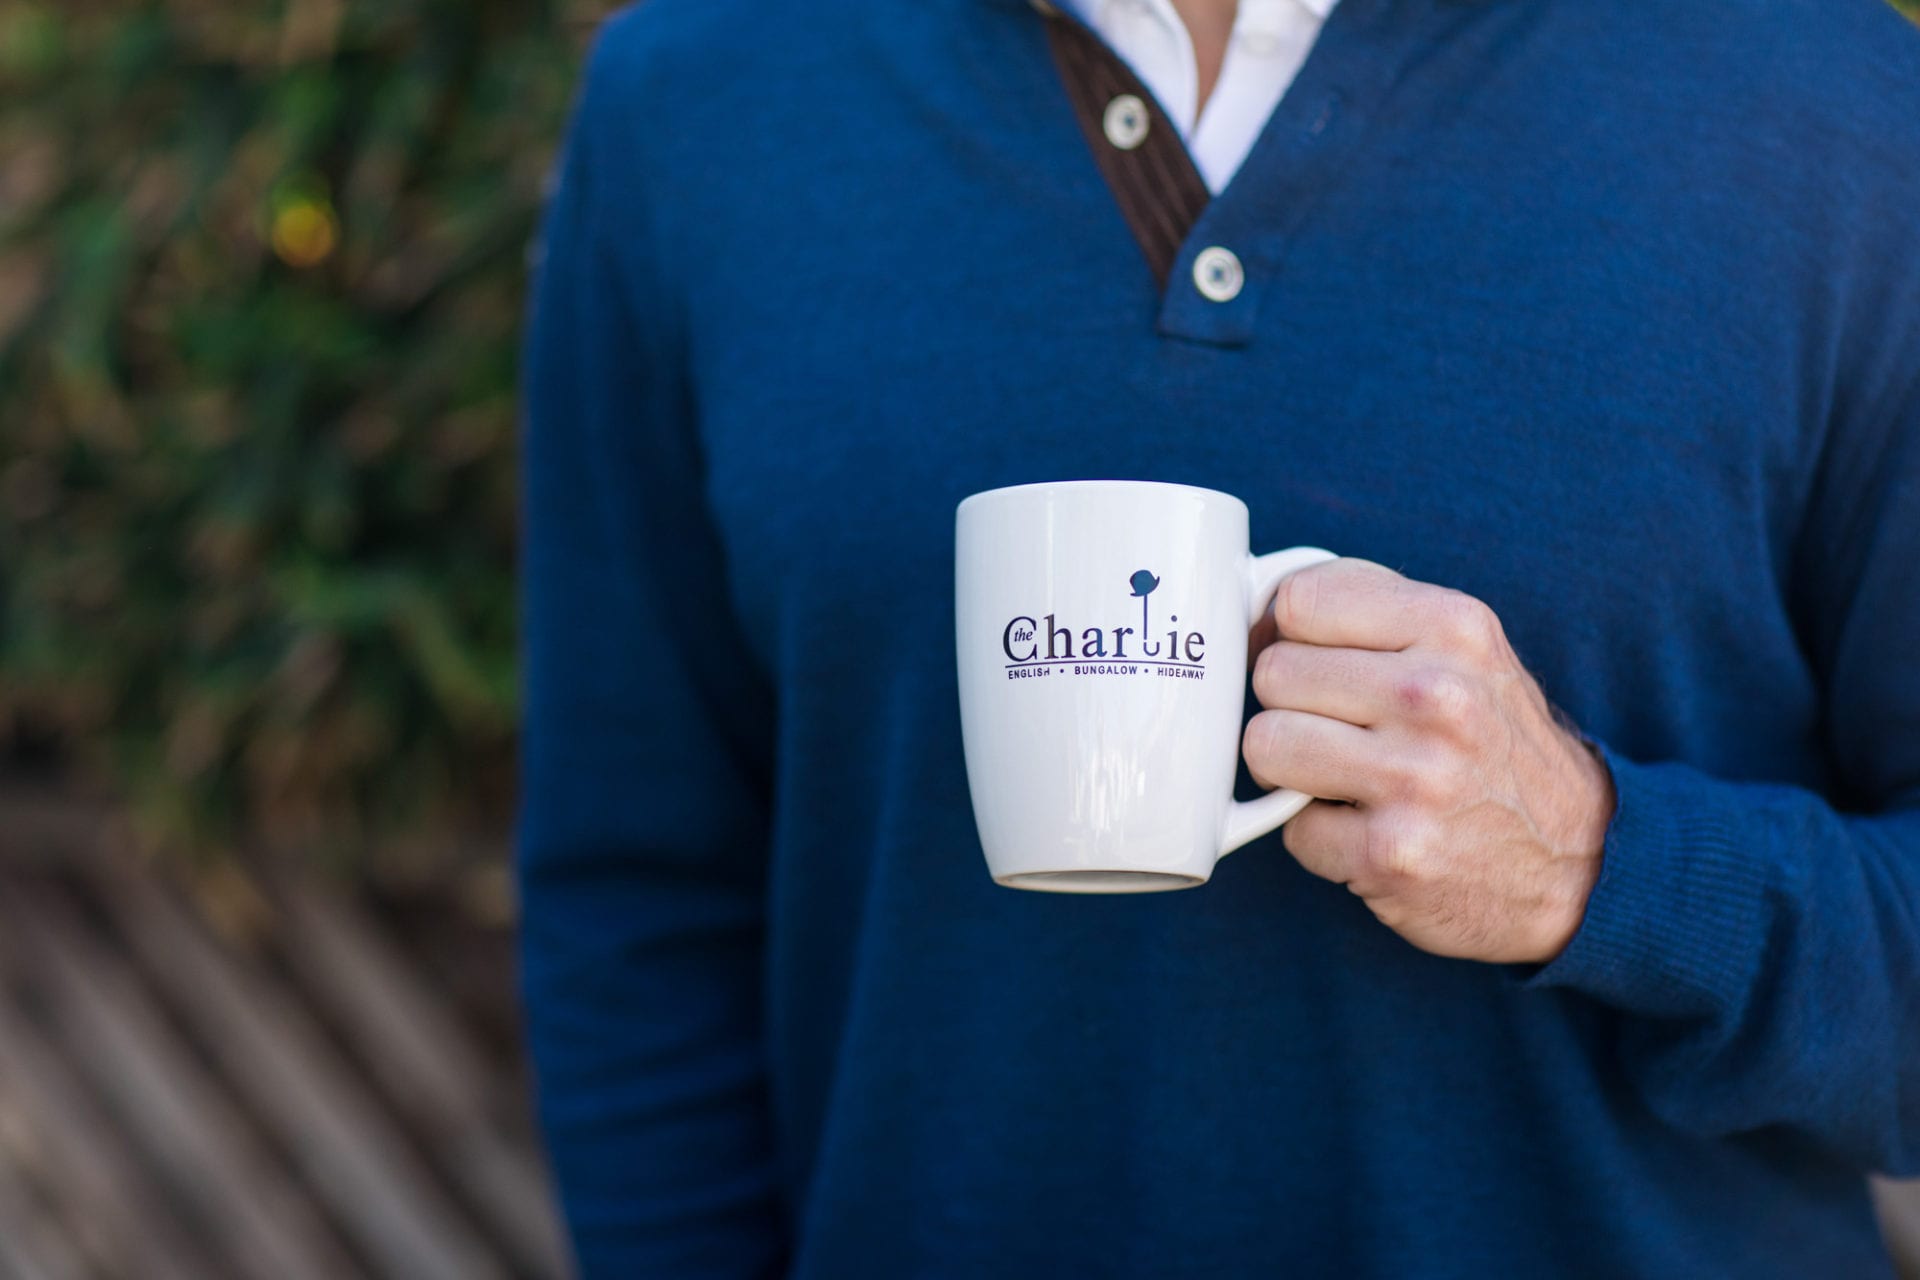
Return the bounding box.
[956,478,1247,516]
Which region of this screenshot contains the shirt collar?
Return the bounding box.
[1058,0,1341,33]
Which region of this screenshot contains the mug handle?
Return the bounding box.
[1219,546,1340,858]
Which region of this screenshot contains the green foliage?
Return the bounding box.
[0,0,616,863]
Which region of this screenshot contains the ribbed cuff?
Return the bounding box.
[1525,743,1774,1021]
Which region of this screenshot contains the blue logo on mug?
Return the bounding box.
[1000,570,1206,677]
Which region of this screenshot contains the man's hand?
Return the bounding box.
[1244,558,1615,965]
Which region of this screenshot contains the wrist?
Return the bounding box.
[1567,733,1617,859]
[1536,734,1615,961]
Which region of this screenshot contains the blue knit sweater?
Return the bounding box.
[517,1,1920,1275]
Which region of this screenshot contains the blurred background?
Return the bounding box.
[0,2,614,1276]
[1,2,1916,1278]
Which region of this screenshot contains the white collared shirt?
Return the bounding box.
[1061,0,1337,193]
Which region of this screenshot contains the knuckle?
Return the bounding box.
[1395,666,1475,725]
[1407,752,1468,808]
[1440,591,1502,653]
[1380,746,1464,808]
[1251,644,1287,705]
[1364,812,1429,882]
[1242,712,1283,778]
[1426,755,1476,808]
[1436,756,1474,805]
[1378,753,1424,804]
[1273,569,1319,636]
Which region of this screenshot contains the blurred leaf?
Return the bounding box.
[1,0,621,868]
[0,4,65,79]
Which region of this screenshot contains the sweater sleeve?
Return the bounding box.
[1528,368,1920,1175]
[516,24,785,1278]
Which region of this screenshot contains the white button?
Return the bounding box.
[1102,94,1150,151]
[1192,246,1245,302]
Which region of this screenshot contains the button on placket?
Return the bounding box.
[1192,246,1245,302]
[1102,94,1150,151]
[1144,0,1426,347]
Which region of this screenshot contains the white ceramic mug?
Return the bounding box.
[955,480,1337,893]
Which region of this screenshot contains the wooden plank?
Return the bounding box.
[262,867,568,1280]
[0,931,221,1280]
[0,1112,95,1280]
[82,857,508,1280]
[1875,1178,1920,1277]
[0,1099,99,1280]
[0,789,116,867]
[0,878,359,1280]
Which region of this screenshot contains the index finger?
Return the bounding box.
[1269,558,1444,652]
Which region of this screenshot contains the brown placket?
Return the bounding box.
[1040,5,1212,288]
